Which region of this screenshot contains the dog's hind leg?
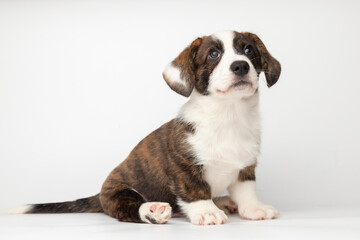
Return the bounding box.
[213,196,238,215]
[100,183,171,224]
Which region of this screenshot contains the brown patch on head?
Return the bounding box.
[162,38,203,97]
[193,36,224,95]
[233,32,281,87]
[163,36,225,96]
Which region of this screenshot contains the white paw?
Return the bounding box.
[239,204,279,220]
[178,199,228,225]
[191,209,228,225]
[139,202,172,224]
[213,196,238,215]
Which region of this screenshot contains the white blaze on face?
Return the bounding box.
[208,31,258,98]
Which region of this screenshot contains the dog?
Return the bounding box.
[8,30,281,225]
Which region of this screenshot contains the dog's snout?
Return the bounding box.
[230,61,249,77]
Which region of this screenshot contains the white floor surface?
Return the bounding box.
[1,207,359,240]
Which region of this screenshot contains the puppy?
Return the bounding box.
[8,30,281,225]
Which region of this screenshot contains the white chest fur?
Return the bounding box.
[179,91,261,196]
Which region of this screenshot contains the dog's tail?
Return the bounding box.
[6,194,103,214]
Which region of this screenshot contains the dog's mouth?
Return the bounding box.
[216,78,254,95]
[231,79,252,89]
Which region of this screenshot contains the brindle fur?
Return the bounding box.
[26,119,257,223]
[238,164,257,182]
[28,194,102,214]
[99,119,213,222]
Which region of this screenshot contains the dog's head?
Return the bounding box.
[162,31,281,99]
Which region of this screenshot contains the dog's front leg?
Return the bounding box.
[173,166,228,225]
[178,198,228,225]
[228,164,279,220]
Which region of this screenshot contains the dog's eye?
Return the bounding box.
[244,46,253,56]
[209,50,221,59]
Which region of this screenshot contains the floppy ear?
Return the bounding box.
[248,33,281,87]
[162,38,203,97]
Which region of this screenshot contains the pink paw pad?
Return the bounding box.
[159,205,166,213]
[150,204,157,213]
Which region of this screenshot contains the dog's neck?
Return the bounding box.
[178,90,260,126]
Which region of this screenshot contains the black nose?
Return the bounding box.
[230,61,249,76]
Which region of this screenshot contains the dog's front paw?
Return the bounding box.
[239,204,279,220]
[179,199,228,225]
[190,209,228,225]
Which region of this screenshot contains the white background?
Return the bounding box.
[1,1,360,238]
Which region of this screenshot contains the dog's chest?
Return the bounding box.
[185,101,260,166]
[189,117,260,166]
[180,96,261,195]
[194,117,259,195]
